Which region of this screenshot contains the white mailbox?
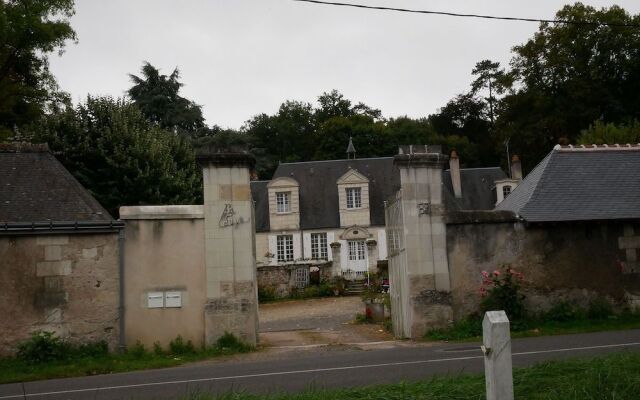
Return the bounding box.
[165,291,182,308]
[147,292,164,308]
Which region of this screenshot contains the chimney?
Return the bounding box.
[449,150,462,198]
[511,155,522,181]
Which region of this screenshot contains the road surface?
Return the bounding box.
[1,329,639,400]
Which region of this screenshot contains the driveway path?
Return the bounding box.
[1,329,639,400]
[258,296,393,347]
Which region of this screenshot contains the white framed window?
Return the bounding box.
[502,185,512,198]
[147,292,164,308]
[277,235,294,262]
[165,291,182,308]
[346,187,362,209]
[311,233,328,259]
[276,192,291,213]
[348,240,366,260]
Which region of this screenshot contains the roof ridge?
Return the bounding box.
[519,151,554,216]
[555,143,640,152]
[278,156,394,166]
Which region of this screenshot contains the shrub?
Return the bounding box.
[215,332,252,352]
[588,297,613,319]
[425,316,482,341]
[153,341,164,355]
[479,267,526,321]
[17,331,71,363]
[169,335,196,355]
[76,340,109,358]
[258,286,277,302]
[546,301,584,322]
[127,341,147,358]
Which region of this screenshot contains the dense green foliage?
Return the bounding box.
[28,96,202,216]
[0,0,76,140]
[2,331,252,384]
[577,120,640,145]
[128,62,207,137]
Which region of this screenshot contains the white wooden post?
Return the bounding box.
[482,311,514,400]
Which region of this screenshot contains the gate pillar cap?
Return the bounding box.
[196,145,255,168]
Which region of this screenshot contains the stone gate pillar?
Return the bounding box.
[197,146,259,346]
[394,145,452,337]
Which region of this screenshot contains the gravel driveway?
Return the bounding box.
[258,296,394,347]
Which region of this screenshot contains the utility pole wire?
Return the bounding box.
[292,0,640,28]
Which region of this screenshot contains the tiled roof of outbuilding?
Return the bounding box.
[444,167,507,210]
[0,143,114,223]
[496,144,640,222]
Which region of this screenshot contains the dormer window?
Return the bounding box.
[502,185,512,198]
[276,192,291,213]
[346,187,362,209]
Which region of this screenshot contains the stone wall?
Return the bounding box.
[446,216,640,319]
[257,262,333,299]
[0,233,119,355]
[120,206,207,348]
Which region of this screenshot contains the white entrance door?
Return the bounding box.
[346,240,367,279]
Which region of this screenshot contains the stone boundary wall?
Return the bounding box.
[257,262,333,299]
[446,215,640,319]
[0,233,119,355]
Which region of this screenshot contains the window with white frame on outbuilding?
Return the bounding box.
[277,234,294,262]
[276,192,291,213]
[502,185,512,198]
[346,187,362,209]
[311,232,328,259]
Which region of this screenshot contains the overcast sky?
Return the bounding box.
[48,0,640,130]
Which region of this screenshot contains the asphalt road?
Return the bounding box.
[1,329,639,400]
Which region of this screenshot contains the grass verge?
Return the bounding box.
[0,334,253,385]
[178,351,640,400]
[425,313,640,342]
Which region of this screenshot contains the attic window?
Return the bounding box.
[276,192,291,213]
[502,185,512,198]
[346,188,362,209]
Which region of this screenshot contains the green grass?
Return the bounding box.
[0,338,253,384]
[425,313,640,342]
[178,351,640,400]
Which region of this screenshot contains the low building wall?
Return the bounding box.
[121,206,207,349]
[257,262,333,299]
[446,213,640,319]
[0,233,119,355]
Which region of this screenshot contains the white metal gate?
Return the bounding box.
[385,191,411,338]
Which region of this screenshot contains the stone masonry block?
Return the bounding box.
[82,247,98,259]
[36,261,72,277]
[44,245,62,261]
[37,236,69,246]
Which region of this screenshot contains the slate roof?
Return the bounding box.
[250,180,270,232]
[251,156,506,232]
[496,145,640,222]
[444,167,507,210]
[0,143,114,223]
[272,157,400,230]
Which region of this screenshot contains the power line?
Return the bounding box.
[292,0,640,28]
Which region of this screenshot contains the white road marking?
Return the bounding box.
[1,341,639,399]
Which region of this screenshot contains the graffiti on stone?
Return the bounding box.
[219,203,249,228]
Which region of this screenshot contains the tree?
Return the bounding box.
[577,120,640,145]
[128,62,206,137]
[0,0,76,141]
[495,3,640,170]
[470,60,511,125]
[29,96,202,216]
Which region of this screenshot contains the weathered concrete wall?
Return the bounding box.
[447,219,640,319]
[120,206,206,348]
[257,262,333,298]
[0,233,119,355]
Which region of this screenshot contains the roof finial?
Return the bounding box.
[346,136,356,159]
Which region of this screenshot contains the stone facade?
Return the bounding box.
[446,215,640,319]
[257,262,333,298]
[337,169,371,227]
[0,233,119,355]
[267,177,300,231]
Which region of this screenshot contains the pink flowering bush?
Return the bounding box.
[479,266,526,321]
